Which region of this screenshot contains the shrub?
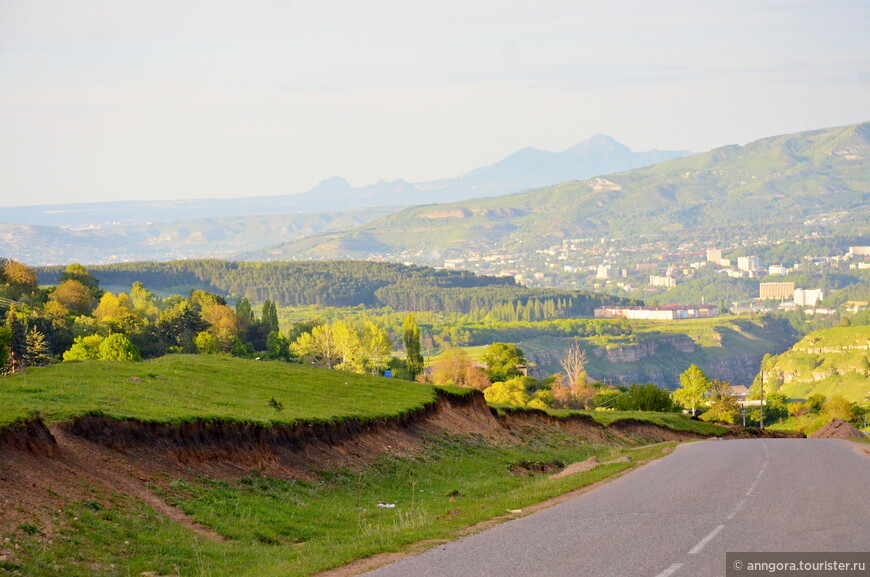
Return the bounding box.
[98,333,141,361]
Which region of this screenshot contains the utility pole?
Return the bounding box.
[759,370,764,431]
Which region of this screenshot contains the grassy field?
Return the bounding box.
[2,427,677,577]
[0,355,437,428]
[1,356,717,576]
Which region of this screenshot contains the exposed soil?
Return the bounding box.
[810,418,866,439]
[0,390,782,542]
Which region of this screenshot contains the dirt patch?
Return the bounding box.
[551,456,599,479]
[496,408,619,444]
[606,419,706,443]
[810,418,866,439]
[509,460,565,476]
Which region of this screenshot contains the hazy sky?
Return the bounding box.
[1,0,867,207]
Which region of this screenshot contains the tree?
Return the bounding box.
[23,326,51,367]
[93,292,135,324]
[291,323,338,368]
[673,364,711,416]
[194,331,219,354]
[806,394,826,413]
[156,300,207,352]
[483,377,531,406]
[262,300,279,334]
[2,261,38,299]
[235,297,255,327]
[63,335,104,361]
[60,264,101,295]
[50,280,95,316]
[481,342,526,383]
[823,395,855,422]
[613,384,678,412]
[266,331,291,361]
[200,302,239,350]
[700,379,740,424]
[0,326,10,373]
[5,308,26,373]
[560,342,588,388]
[332,320,364,372]
[361,321,392,375]
[403,314,424,379]
[431,347,473,386]
[559,342,596,408]
[98,333,141,361]
[130,282,160,319]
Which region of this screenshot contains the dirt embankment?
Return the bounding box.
[0,390,784,536]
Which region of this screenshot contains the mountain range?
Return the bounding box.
[250,122,870,263]
[0,135,688,264]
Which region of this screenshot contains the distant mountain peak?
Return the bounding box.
[565,134,629,155]
[307,176,353,194]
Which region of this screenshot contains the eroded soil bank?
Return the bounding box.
[0,390,796,536]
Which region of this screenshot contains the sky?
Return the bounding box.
[0,0,868,208]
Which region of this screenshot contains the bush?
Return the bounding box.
[98,333,141,361]
[611,384,677,412]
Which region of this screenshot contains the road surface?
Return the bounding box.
[361,439,870,577]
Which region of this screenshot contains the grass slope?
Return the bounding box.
[4,438,673,577]
[763,325,870,402]
[0,356,700,577]
[0,355,436,428]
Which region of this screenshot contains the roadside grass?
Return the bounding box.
[580,410,730,436]
[492,405,730,437]
[766,414,828,435]
[3,437,676,577]
[0,355,436,428]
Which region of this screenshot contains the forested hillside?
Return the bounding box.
[36,260,630,313]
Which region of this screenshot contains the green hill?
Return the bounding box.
[1,355,728,577]
[762,325,870,402]
[254,122,870,260]
[0,355,437,428]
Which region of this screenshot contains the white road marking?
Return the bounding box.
[745,451,769,496]
[727,499,746,520]
[653,563,683,577]
[688,524,725,555]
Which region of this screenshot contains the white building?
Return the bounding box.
[706,248,723,264]
[596,265,613,279]
[768,264,787,276]
[737,256,761,272]
[794,288,824,307]
[649,275,677,288]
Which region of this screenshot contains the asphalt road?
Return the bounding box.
[360,439,870,577]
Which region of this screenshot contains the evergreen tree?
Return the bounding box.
[235,297,255,327]
[262,300,280,334]
[5,308,26,373]
[403,314,424,379]
[23,326,51,367]
[0,326,10,373]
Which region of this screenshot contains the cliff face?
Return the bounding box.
[526,319,798,389]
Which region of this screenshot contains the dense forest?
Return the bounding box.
[35,259,632,313]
